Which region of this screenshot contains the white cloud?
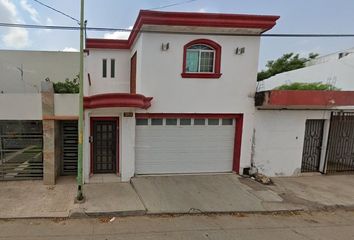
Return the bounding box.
[0,0,30,48]
[62,47,79,52]
[3,28,29,48]
[46,17,53,25]
[0,0,18,22]
[20,0,40,23]
[103,26,133,40]
[198,8,206,13]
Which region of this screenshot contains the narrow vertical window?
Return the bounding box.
[111,59,115,78]
[102,59,107,78]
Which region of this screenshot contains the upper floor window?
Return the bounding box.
[186,45,215,73]
[102,59,107,78]
[111,59,115,78]
[182,39,222,79]
[102,58,116,78]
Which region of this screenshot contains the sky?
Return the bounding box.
[0,0,354,70]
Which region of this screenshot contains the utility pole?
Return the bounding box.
[76,0,85,202]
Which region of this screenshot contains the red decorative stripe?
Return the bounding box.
[262,90,354,107]
[86,10,279,49]
[84,93,153,109]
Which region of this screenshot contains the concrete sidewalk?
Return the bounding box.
[0,174,353,218]
[131,174,301,214]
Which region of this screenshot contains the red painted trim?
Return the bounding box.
[90,117,120,175]
[86,10,279,50]
[135,113,243,173]
[233,114,243,173]
[136,113,242,119]
[260,90,354,108]
[86,39,130,49]
[181,73,222,79]
[84,93,153,109]
[130,52,137,94]
[181,38,222,79]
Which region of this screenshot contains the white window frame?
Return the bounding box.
[186,45,216,73]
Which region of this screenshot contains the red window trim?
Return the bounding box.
[135,113,243,173]
[181,39,222,79]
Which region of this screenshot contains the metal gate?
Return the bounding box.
[301,120,324,172]
[0,121,43,180]
[61,121,78,175]
[325,112,354,173]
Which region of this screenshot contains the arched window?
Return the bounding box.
[182,39,222,78]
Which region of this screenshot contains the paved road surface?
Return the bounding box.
[0,210,353,239]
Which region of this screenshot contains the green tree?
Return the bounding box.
[257,52,319,81]
[53,75,79,93]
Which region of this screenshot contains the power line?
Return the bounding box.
[148,0,198,10]
[32,0,80,23]
[1,22,354,38]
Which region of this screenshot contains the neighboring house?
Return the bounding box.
[254,46,354,176]
[0,50,79,93]
[83,10,279,182]
[257,48,354,91]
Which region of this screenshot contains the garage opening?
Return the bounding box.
[0,120,43,180]
[135,114,241,175]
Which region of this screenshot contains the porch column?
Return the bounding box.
[41,82,59,185]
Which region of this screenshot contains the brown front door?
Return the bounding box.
[91,118,118,174]
[130,52,137,94]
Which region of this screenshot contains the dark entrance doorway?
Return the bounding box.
[325,112,354,173]
[301,120,324,172]
[91,118,118,174]
[61,120,78,176]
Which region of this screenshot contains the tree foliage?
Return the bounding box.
[275,82,340,91]
[257,52,319,81]
[53,75,79,93]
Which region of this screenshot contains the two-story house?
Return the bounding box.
[83,10,279,182]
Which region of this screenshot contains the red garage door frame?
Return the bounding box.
[135,113,243,173]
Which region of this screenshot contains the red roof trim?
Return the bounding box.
[84,93,153,109]
[257,90,354,108]
[86,10,279,49]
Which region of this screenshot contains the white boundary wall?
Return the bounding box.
[254,109,332,176]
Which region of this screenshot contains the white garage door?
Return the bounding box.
[135,117,235,174]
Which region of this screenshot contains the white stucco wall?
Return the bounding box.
[0,50,79,93]
[84,32,262,180]
[258,54,354,91]
[136,32,261,171]
[54,94,79,116]
[0,94,42,120]
[84,49,130,95]
[254,110,332,177]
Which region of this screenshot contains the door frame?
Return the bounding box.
[90,117,119,175]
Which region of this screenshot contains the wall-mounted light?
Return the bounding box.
[235,47,245,55]
[161,43,170,51]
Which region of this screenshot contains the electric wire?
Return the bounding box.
[32,0,80,23]
[0,22,354,37]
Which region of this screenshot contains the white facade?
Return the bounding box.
[84,50,130,95]
[254,110,331,176]
[0,50,79,93]
[257,53,354,91]
[83,32,260,182]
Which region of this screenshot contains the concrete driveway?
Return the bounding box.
[131,174,290,214]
